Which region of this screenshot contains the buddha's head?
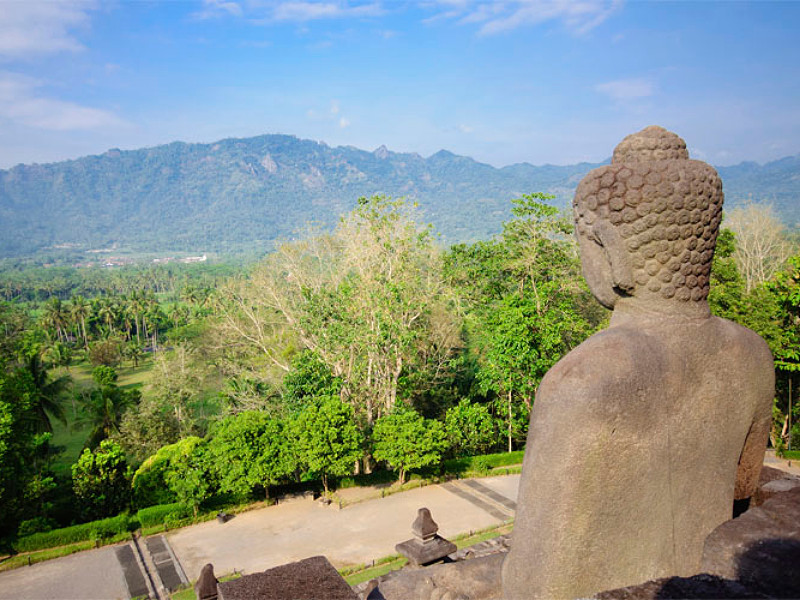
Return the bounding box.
[573,126,723,311]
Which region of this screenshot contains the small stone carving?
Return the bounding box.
[395,508,457,567]
[194,563,218,600]
[501,126,775,599]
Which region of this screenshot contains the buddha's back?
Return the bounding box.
[502,127,775,599]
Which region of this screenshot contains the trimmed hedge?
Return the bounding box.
[136,503,189,528]
[443,450,524,475]
[15,514,136,553]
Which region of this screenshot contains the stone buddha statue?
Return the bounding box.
[501,126,774,599]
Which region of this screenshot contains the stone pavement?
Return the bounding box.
[763,449,800,476]
[0,545,129,600]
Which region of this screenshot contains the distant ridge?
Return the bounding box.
[0,134,797,257]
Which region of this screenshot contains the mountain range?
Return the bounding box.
[1,134,798,258]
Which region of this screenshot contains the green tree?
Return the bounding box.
[444,399,497,457]
[446,195,596,451]
[217,196,461,428]
[164,439,213,517]
[124,343,143,368]
[92,365,118,388]
[0,368,39,536]
[131,437,203,508]
[208,411,293,499]
[78,371,139,449]
[145,345,204,437]
[20,350,70,434]
[88,337,122,367]
[72,439,129,520]
[292,396,363,496]
[283,350,342,411]
[768,255,800,448]
[42,341,72,372]
[372,405,447,484]
[116,395,181,462]
[69,295,91,349]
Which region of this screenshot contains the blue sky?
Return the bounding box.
[0,1,798,169]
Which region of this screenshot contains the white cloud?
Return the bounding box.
[458,123,473,133]
[0,71,126,131]
[0,1,99,60]
[192,0,243,20]
[339,116,350,128]
[330,100,340,115]
[426,0,622,36]
[272,2,382,22]
[595,77,654,101]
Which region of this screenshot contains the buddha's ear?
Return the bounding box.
[593,221,635,294]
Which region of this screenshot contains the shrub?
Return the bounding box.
[17,517,56,537]
[442,450,525,476]
[132,437,203,508]
[136,502,187,528]
[15,514,135,552]
[472,456,492,474]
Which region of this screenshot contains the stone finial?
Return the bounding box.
[396,508,456,567]
[412,508,439,543]
[195,563,218,600]
[573,125,723,303]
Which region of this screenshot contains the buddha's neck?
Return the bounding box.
[610,295,711,327]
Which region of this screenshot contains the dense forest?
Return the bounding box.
[0,195,798,556]
[1,133,799,257]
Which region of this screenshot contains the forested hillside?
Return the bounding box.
[2,133,797,257]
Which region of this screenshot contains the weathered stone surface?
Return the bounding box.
[195,563,219,600]
[412,508,439,541]
[395,536,457,567]
[217,555,357,600]
[501,126,775,599]
[701,487,800,597]
[368,553,504,600]
[753,465,800,506]
[594,573,764,599]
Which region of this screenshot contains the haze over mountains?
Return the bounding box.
[1,134,798,258]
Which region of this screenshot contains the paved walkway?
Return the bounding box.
[763,449,800,476]
[0,545,129,600]
[167,474,520,581]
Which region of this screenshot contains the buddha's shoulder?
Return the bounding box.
[709,316,772,357]
[537,327,656,401]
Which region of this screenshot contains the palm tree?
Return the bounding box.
[96,298,117,336]
[41,298,68,343]
[128,292,144,345]
[22,351,70,433]
[77,380,138,449]
[124,343,143,368]
[69,295,91,349]
[42,341,72,372]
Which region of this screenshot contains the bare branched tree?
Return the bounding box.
[726,202,793,292]
[214,197,462,425]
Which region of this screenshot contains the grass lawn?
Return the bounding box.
[49,356,156,475]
